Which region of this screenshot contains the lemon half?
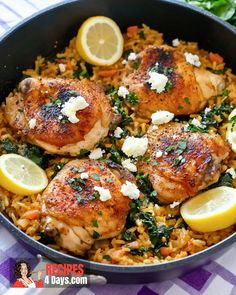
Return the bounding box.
[180,186,236,232]
[0,154,48,195]
[226,108,236,153]
[76,16,124,66]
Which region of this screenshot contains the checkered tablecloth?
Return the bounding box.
[0,1,236,294]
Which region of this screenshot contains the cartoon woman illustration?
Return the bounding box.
[12,260,43,288]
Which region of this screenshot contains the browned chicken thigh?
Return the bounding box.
[123,46,225,118]
[138,123,229,203]
[41,159,135,255]
[5,77,113,155]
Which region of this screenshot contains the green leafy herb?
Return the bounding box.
[172,155,186,167]
[136,173,159,204]
[185,0,236,26]
[98,211,103,216]
[88,192,99,201]
[73,62,93,79]
[0,139,18,154]
[23,144,49,168]
[176,139,187,155]
[68,177,85,192]
[91,219,99,228]
[138,30,146,39]
[92,230,100,239]
[183,97,190,104]
[206,67,226,74]
[184,120,208,133]
[121,229,136,241]
[165,145,175,154]
[103,255,112,261]
[210,172,233,188]
[79,149,90,156]
[132,58,141,70]
[139,212,174,251]
[52,162,65,178]
[129,246,147,256]
[126,92,139,105]
[76,194,84,204]
[92,173,100,180]
[109,144,122,164]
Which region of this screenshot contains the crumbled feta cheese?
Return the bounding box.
[122,137,148,157]
[122,159,137,172]
[226,168,236,179]
[184,52,201,67]
[184,124,190,132]
[89,148,104,160]
[29,118,36,129]
[118,86,129,98]
[58,63,66,73]
[114,127,123,138]
[204,107,211,114]
[61,96,89,123]
[191,118,202,127]
[128,52,137,61]
[58,115,63,120]
[120,181,140,199]
[147,72,168,93]
[172,38,180,47]
[94,186,112,202]
[80,172,89,179]
[151,110,174,125]
[122,59,128,65]
[155,150,163,158]
[170,201,180,208]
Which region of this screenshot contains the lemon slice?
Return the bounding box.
[180,186,236,232]
[0,154,48,195]
[76,16,124,66]
[226,108,236,152]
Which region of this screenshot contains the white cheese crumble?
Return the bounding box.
[204,107,211,114]
[122,59,128,65]
[151,110,174,125]
[191,118,204,128]
[94,186,112,202]
[80,172,89,179]
[89,148,104,160]
[122,137,148,158]
[114,127,123,138]
[170,201,180,208]
[147,72,168,93]
[61,96,89,123]
[118,86,129,98]
[58,63,66,73]
[155,150,163,158]
[29,118,36,129]
[184,52,201,67]
[226,168,236,179]
[120,181,140,199]
[172,38,180,47]
[128,52,137,61]
[122,159,137,172]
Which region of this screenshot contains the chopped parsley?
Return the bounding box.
[176,139,187,155]
[73,62,93,79]
[103,255,112,261]
[88,192,99,201]
[68,177,85,192]
[126,92,139,105]
[206,67,226,75]
[109,144,122,164]
[121,229,136,241]
[52,162,65,178]
[172,155,186,167]
[23,144,49,168]
[210,172,233,188]
[92,231,100,239]
[79,149,90,157]
[165,145,175,154]
[129,246,147,256]
[184,120,208,133]
[229,115,236,131]
[138,30,146,40]
[183,97,190,104]
[76,194,84,204]
[136,173,159,204]
[0,139,18,154]
[92,173,100,180]
[91,219,99,228]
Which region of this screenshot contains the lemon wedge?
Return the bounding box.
[226,108,236,152]
[76,16,124,66]
[0,154,48,195]
[180,186,236,232]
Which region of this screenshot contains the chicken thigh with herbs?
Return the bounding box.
[5,77,113,155]
[123,46,225,118]
[41,159,135,255]
[137,122,229,203]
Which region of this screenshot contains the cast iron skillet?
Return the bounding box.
[0,0,236,284]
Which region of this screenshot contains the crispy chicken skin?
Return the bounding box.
[123,46,225,118]
[5,77,113,155]
[138,123,229,203]
[41,159,134,255]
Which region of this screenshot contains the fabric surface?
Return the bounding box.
[0,1,236,294]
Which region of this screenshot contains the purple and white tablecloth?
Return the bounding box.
[0,1,236,294]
